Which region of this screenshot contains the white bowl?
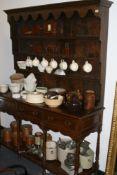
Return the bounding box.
[0,84,8,93]
[49,88,66,95]
[44,95,63,108]
[36,87,48,94]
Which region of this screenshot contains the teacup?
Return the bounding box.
[0,84,8,93]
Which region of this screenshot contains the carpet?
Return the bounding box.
[0,146,53,175]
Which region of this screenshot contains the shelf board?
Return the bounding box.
[1,140,97,175]
[11,35,100,41]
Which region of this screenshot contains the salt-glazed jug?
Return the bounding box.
[46,65,53,74]
[59,60,68,70]
[38,63,45,72]
[50,58,58,69]
[32,57,39,67]
[70,60,79,72]
[26,56,33,67]
[41,57,48,68]
[83,61,92,73]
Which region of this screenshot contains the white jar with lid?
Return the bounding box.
[46,141,57,160]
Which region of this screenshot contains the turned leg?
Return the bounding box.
[95,128,101,175]
[42,129,47,174]
[74,140,81,175]
[16,119,22,159]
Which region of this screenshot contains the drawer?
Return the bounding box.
[17,102,43,125]
[43,110,80,137]
[0,97,17,115]
[81,114,102,137]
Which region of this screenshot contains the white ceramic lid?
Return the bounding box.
[26,92,44,103]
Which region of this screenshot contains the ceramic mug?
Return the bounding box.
[0,84,8,93]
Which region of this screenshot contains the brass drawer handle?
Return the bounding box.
[18,106,24,112]
[0,99,3,104]
[47,116,54,121]
[32,111,39,116]
[64,120,72,127]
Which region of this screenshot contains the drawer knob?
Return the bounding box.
[64,120,72,127]
[19,107,24,112]
[32,111,39,116]
[0,99,3,103]
[47,116,54,121]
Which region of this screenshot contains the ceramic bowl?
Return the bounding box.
[44,95,63,108]
[49,88,66,95]
[0,84,8,93]
[54,69,66,76]
[36,87,48,94]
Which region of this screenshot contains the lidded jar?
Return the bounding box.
[35,132,42,146]
[84,90,95,111]
[12,131,22,147]
[46,141,57,160]
[2,128,12,143]
[21,124,32,142]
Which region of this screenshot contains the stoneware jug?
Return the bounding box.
[83,61,92,73]
[59,60,68,70]
[50,58,58,69]
[41,57,48,68]
[70,60,79,72]
[32,57,39,67]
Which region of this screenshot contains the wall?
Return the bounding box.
[0,0,117,172]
